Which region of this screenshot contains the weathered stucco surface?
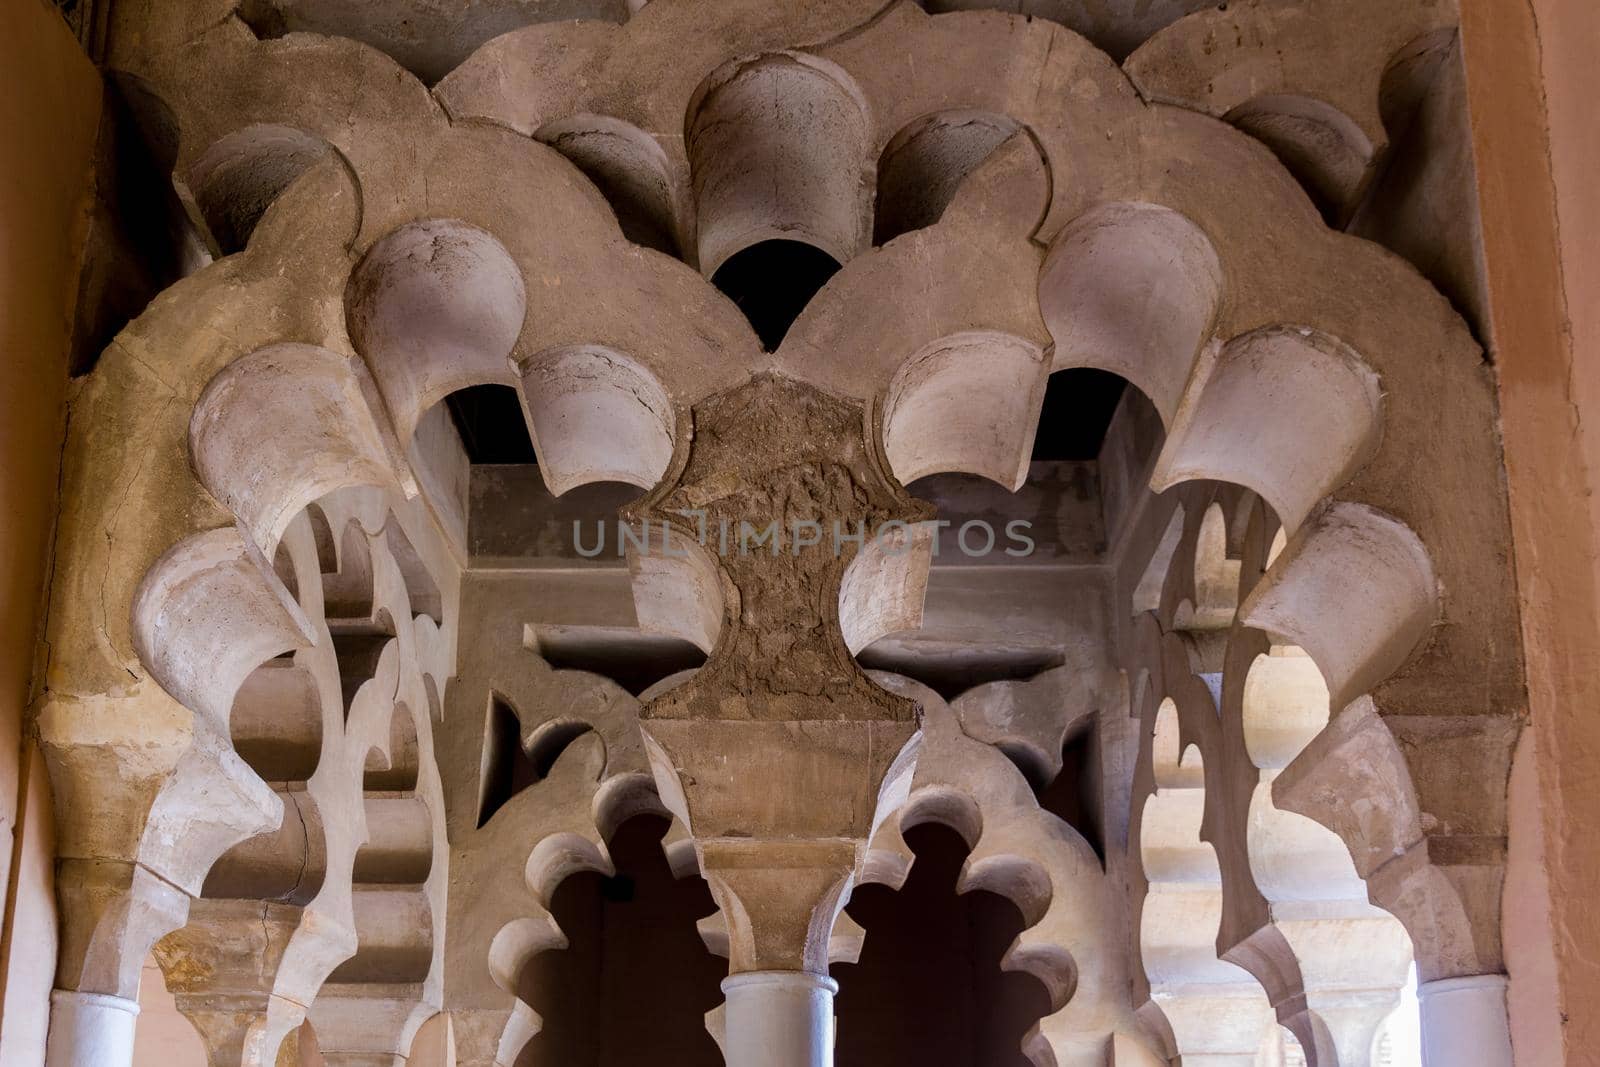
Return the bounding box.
[9,0,1591,1063]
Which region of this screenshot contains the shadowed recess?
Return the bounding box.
[834,822,1052,1066]
[477,705,604,828]
[1032,369,1128,461]
[1037,730,1104,863]
[71,73,199,376]
[711,239,842,351]
[530,625,708,696]
[477,697,536,829]
[447,384,537,464]
[855,640,1066,702]
[518,814,725,1066]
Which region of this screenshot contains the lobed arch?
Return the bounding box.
[1113,489,1427,1062]
[1235,655,1414,1062]
[534,112,690,260]
[138,496,454,1067]
[684,51,876,276]
[49,4,1524,1064]
[870,275,1446,1036]
[1121,612,1274,1063]
[119,0,1491,446]
[880,330,1050,491]
[1122,489,1437,1065]
[1135,690,1276,1063]
[185,122,344,255]
[873,109,1026,245]
[446,733,693,1066]
[1025,181,1459,979]
[861,672,1167,1067]
[1220,625,1418,1065]
[277,501,454,1065]
[1125,0,1457,226]
[1038,201,1225,428]
[134,0,1484,531]
[806,0,1506,642]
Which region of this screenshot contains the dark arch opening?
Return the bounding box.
[711,239,842,351]
[1037,730,1105,864]
[446,383,537,464]
[517,813,725,1066]
[1032,367,1128,461]
[833,822,1052,1066]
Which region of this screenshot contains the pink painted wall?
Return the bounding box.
[131,960,331,1067]
[132,961,206,1066]
[0,2,101,1064]
[1460,0,1600,1061]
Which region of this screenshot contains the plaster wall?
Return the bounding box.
[131,960,205,1066]
[0,2,102,1063]
[1459,0,1600,1061]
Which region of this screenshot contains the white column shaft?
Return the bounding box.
[44,989,140,1067]
[721,971,837,1067]
[1418,974,1514,1067]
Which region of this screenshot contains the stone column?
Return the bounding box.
[1418,974,1513,1067]
[44,990,140,1067]
[628,376,930,1067]
[722,971,838,1067]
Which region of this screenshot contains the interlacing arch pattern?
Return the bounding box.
[34,0,1521,1064]
[1125,486,1424,1065]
